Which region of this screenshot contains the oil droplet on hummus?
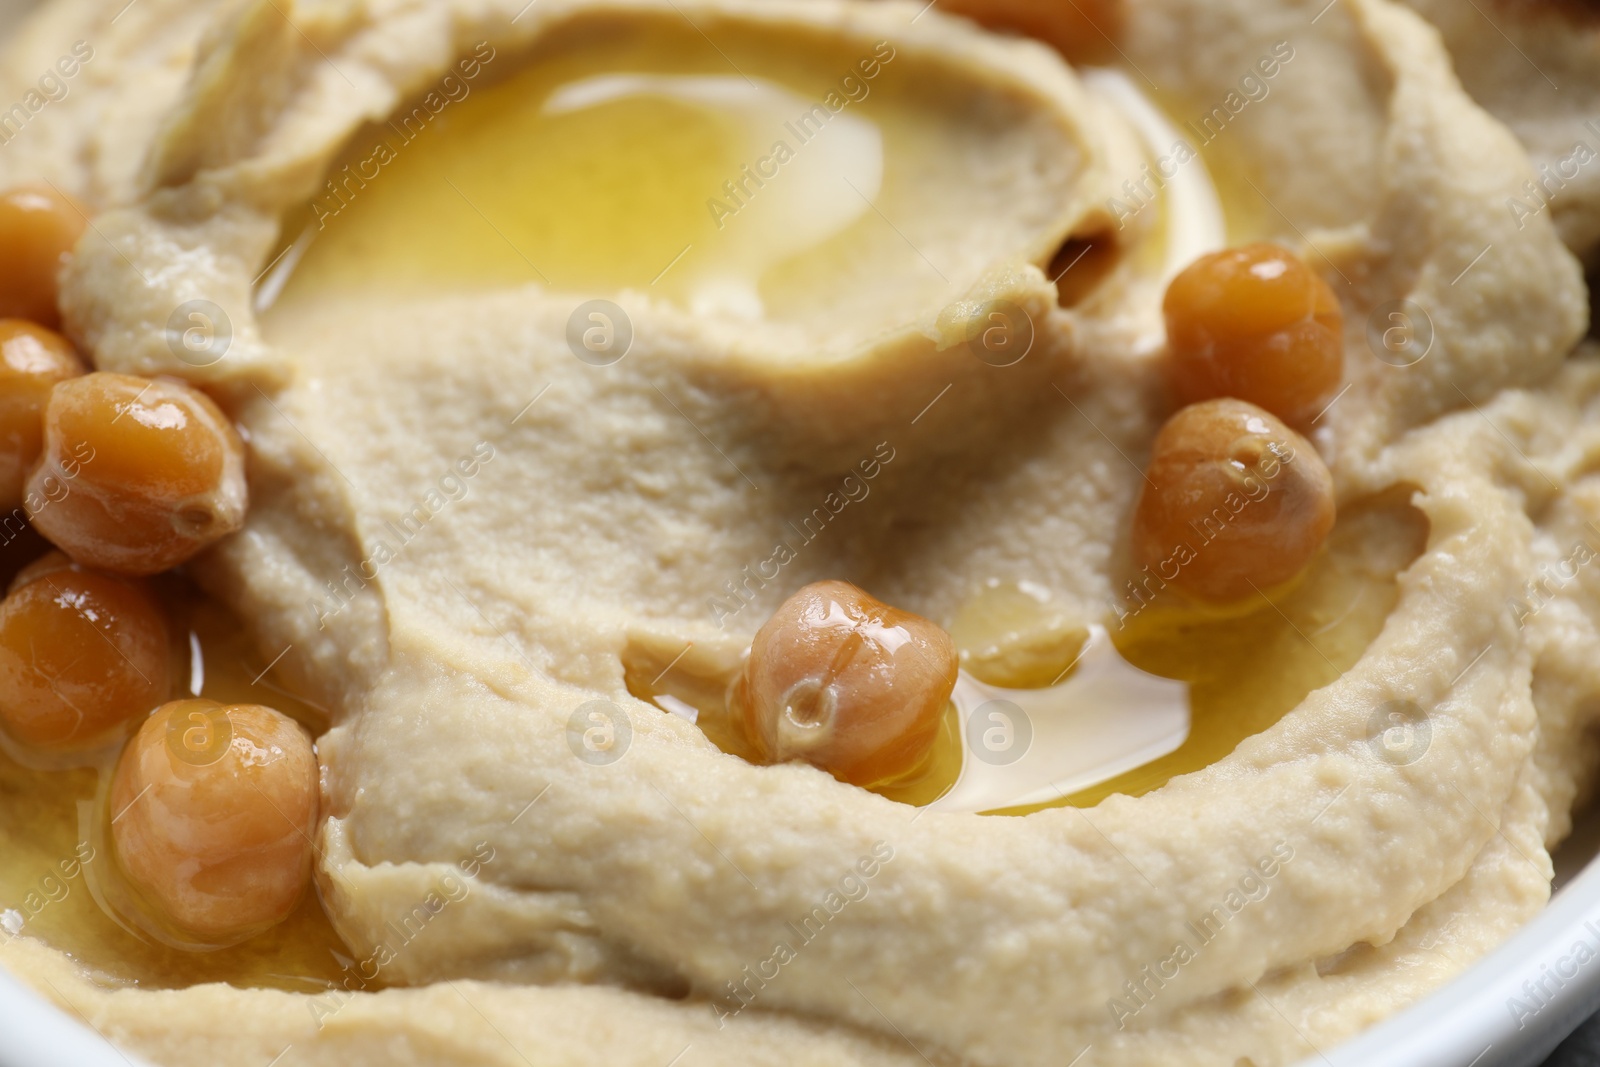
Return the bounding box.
[949,578,1090,689]
[265,63,882,319]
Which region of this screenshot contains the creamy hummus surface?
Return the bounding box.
[0,0,1598,1065]
[1401,0,1600,263]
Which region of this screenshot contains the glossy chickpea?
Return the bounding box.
[1163,243,1343,426]
[110,699,318,943]
[732,580,959,787]
[27,372,247,575]
[0,552,171,748]
[937,0,1123,65]
[0,184,88,328]
[0,320,85,510]
[1132,399,1335,604]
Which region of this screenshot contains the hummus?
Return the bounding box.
[0,0,1597,1065]
[1402,0,1600,263]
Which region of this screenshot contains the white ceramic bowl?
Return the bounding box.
[0,967,155,1067]
[2,0,1597,1061]
[1297,817,1600,1067]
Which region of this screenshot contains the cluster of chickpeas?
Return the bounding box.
[732,243,1342,790]
[0,185,318,947]
[2,174,1338,941]
[1135,243,1341,600]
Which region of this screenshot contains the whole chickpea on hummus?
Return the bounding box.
[0,0,1596,1064]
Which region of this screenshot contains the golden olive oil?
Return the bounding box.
[0,583,353,991]
[628,496,1426,813]
[263,19,912,320]
[1004,493,1427,812]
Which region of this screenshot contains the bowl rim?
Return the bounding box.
[1296,850,1600,1067]
[0,962,153,1067]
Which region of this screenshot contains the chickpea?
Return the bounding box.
[0,552,171,749]
[0,184,88,328]
[732,580,958,787]
[1163,243,1343,426]
[1132,399,1335,604]
[110,699,318,942]
[7,547,76,592]
[0,320,86,510]
[936,0,1123,65]
[27,372,248,575]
